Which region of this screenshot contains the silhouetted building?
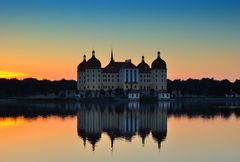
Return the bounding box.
[77,50,167,93]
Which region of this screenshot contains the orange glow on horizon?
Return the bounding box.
[1,47,239,81]
[0,70,26,79]
[0,117,25,128]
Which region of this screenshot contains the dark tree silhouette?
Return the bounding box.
[0,77,239,97]
[0,78,76,97]
[168,78,239,97]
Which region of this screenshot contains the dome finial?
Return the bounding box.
[157,51,161,57]
[92,50,95,57]
[142,55,145,62]
[83,54,86,61]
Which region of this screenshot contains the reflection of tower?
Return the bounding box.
[151,102,168,150]
[138,105,151,146]
[77,102,169,151]
[77,103,102,151]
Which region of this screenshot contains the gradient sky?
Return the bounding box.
[0,0,240,81]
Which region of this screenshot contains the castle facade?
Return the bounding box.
[77,50,167,92]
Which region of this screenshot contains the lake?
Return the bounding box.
[0,100,240,162]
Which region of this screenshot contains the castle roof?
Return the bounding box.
[137,56,151,73]
[121,60,137,69]
[103,62,125,73]
[86,50,101,69]
[151,51,167,70]
[77,50,167,72]
[77,55,87,72]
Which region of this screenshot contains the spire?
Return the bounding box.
[110,48,114,63]
[83,54,86,61]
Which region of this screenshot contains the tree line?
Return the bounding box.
[0,78,239,97]
[0,78,76,97]
[168,78,240,97]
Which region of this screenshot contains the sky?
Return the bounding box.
[0,0,240,81]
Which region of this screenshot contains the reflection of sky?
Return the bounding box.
[0,115,240,162]
[0,0,240,80]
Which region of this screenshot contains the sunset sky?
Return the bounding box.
[1,0,240,81]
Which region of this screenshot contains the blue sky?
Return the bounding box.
[0,0,240,80]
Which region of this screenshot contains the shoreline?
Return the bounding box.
[1,96,240,104]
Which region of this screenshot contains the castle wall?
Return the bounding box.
[151,69,167,91]
[139,73,151,90]
[84,69,102,91]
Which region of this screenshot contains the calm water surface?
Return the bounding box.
[0,101,240,162]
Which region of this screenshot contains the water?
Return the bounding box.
[0,101,240,162]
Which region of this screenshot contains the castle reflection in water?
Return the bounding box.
[77,102,169,151]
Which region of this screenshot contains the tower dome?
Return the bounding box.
[77,54,87,72]
[151,51,167,70]
[86,50,101,69]
[137,56,150,73]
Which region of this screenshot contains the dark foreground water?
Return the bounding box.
[0,101,240,162]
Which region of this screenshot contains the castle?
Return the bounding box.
[77,50,167,96]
